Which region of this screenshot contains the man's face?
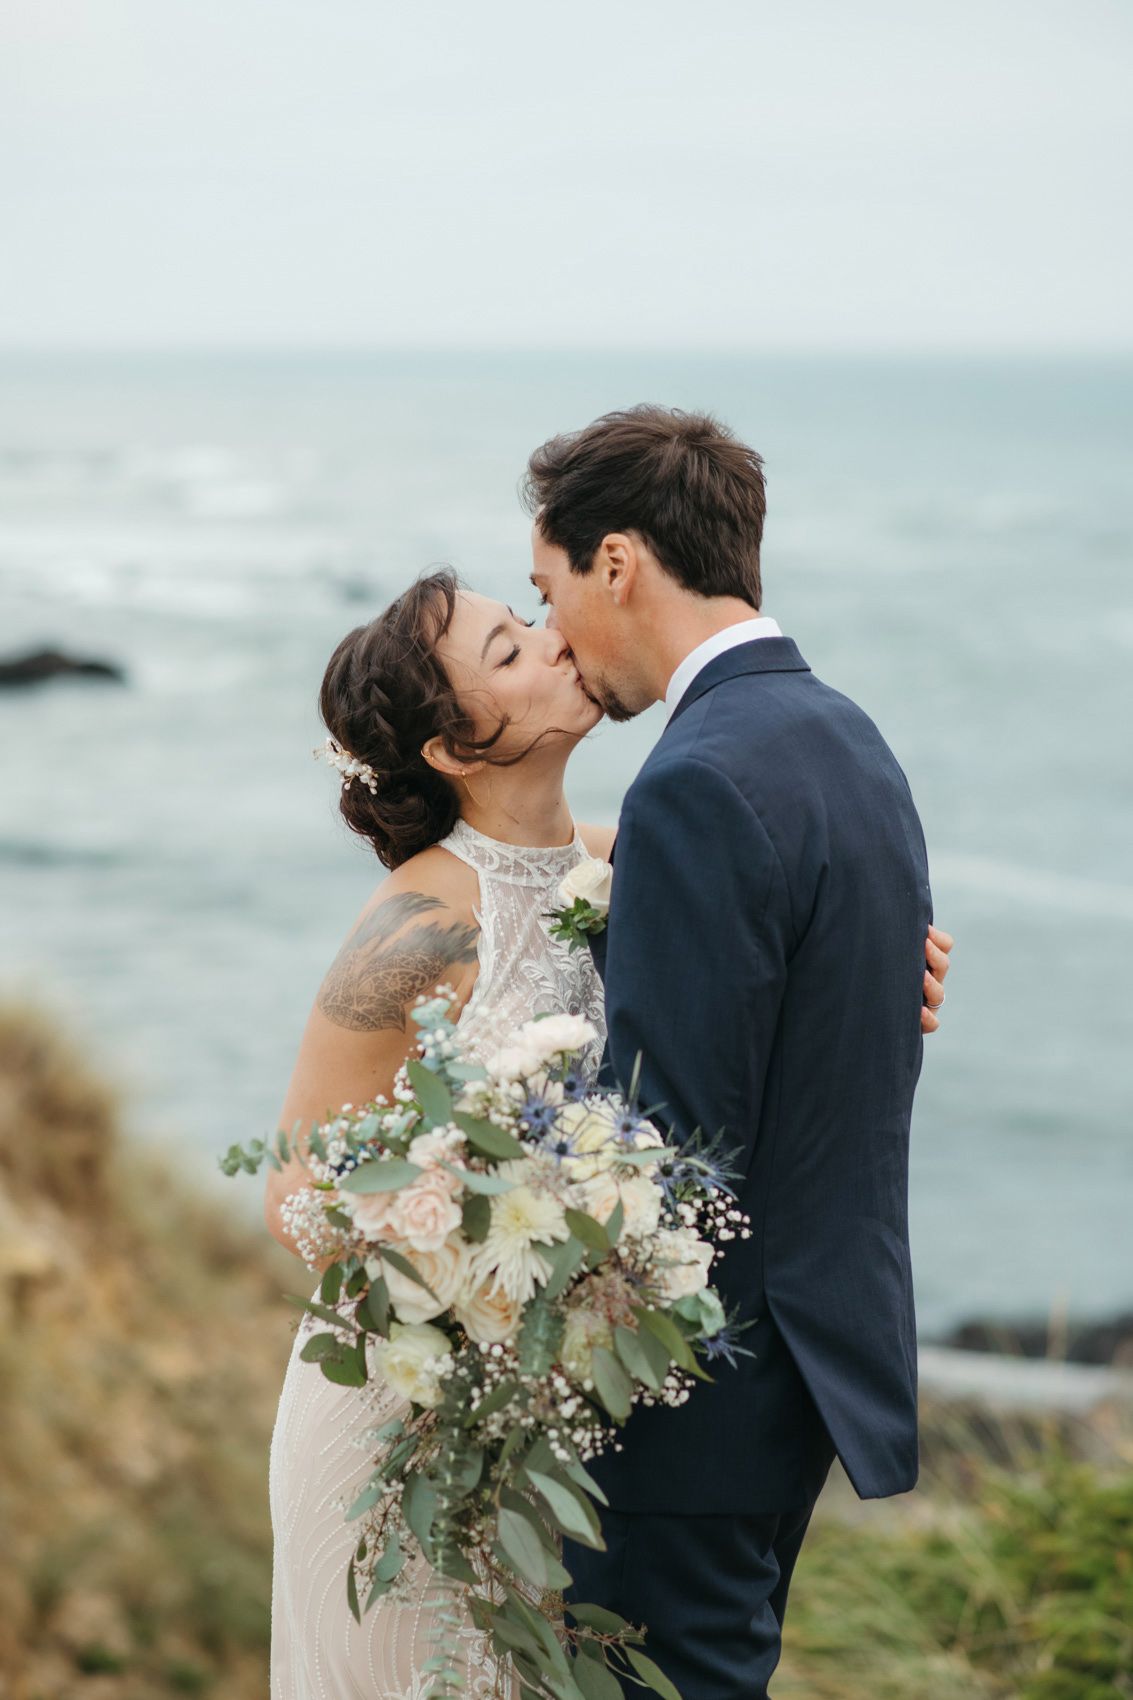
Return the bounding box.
[529,523,643,722]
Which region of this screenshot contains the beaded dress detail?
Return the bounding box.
[268,823,607,1699]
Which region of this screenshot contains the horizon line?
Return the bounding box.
[0,342,1130,363]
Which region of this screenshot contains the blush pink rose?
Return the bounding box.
[389,1169,464,1252]
[342,1187,402,1243]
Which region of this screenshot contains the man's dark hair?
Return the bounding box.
[523,405,765,606]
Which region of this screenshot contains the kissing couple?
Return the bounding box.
[265,405,950,1700]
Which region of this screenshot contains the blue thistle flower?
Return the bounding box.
[518,1094,559,1136]
[702,1319,756,1370]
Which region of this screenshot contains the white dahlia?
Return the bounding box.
[474,1161,570,1304]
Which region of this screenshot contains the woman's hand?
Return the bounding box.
[921,924,954,1034]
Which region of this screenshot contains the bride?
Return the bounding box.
[263,569,949,1699]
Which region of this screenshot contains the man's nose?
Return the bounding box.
[544,621,569,661]
[544,605,561,633]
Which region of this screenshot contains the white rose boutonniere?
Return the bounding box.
[547,855,613,952]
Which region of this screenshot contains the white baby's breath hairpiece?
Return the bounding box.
[314,734,379,794]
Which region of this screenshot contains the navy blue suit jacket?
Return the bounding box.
[588,637,931,1514]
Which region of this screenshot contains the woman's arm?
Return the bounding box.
[265,849,480,1256]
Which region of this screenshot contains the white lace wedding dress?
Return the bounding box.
[269,821,606,1700]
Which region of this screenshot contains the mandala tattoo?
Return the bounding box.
[317,891,480,1033]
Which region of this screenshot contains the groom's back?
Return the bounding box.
[598,637,932,1512]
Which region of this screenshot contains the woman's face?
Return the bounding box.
[435,589,602,758]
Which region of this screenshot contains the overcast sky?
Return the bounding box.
[1,0,1130,351]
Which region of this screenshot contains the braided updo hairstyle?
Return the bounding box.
[319,570,509,870]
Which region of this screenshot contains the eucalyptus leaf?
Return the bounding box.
[374,1531,404,1582]
[319,1354,367,1388]
[379,1246,441,1300]
[525,1469,603,1549]
[320,1261,343,1306]
[563,1208,608,1254]
[462,1193,491,1243]
[626,1650,682,1700]
[560,1453,609,1509]
[566,1603,631,1636]
[407,1057,455,1127]
[589,1345,633,1421]
[539,1236,587,1302]
[284,1294,351,1331]
[338,1158,424,1194]
[497,1509,550,1589]
[345,1476,385,1521]
[614,1324,663,1391]
[631,1305,696,1372]
[402,1471,438,1550]
[346,1560,360,1625]
[359,1276,391,1334]
[446,1163,515,1195]
[454,1112,526,1161]
[364,1574,392,1611]
[573,1647,626,1700]
[299,1331,343,1363]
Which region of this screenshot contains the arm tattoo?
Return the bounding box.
[317,891,480,1033]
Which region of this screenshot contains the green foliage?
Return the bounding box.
[780,1451,1133,1700]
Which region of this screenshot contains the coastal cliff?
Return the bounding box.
[1,1007,1128,1700]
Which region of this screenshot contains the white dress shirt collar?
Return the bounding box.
[663,615,783,719]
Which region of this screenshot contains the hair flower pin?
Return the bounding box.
[314,735,380,794]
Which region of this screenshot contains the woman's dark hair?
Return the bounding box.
[319,570,509,870]
[523,404,765,607]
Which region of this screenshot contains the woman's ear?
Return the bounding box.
[422,737,485,782]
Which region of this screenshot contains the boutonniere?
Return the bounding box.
[546,856,613,951]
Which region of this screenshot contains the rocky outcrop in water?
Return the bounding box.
[0,647,126,688]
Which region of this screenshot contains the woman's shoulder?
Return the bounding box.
[337,844,480,964]
[577,822,616,861]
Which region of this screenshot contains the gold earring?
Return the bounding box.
[460,769,488,811]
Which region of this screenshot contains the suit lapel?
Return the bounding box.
[667,637,810,728]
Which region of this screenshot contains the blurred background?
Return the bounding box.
[1,4,1130,1697]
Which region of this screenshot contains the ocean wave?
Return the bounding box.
[932,852,1133,923]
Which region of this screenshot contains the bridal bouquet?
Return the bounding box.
[223,994,750,1700]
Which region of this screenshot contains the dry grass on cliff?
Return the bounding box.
[0,1004,296,1700]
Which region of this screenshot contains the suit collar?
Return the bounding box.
[667,636,810,725]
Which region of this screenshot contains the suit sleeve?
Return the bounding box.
[603,757,792,1171]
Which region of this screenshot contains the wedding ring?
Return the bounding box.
[927,993,946,1011]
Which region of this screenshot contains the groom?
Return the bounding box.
[525,407,935,1699]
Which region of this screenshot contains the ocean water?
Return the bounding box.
[1,350,1130,1338]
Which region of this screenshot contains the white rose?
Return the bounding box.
[378,1236,470,1325]
[575,1169,622,1226]
[513,1013,599,1067]
[652,1229,715,1301]
[558,1099,621,1178]
[558,857,613,914]
[485,1042,545,1084]
[575,1171,663,1242]
[618,1174,663,1239]
[371,1322,453,1408]
[453,1277,523,1344]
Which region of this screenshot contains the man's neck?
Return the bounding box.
[651,597,765,703]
